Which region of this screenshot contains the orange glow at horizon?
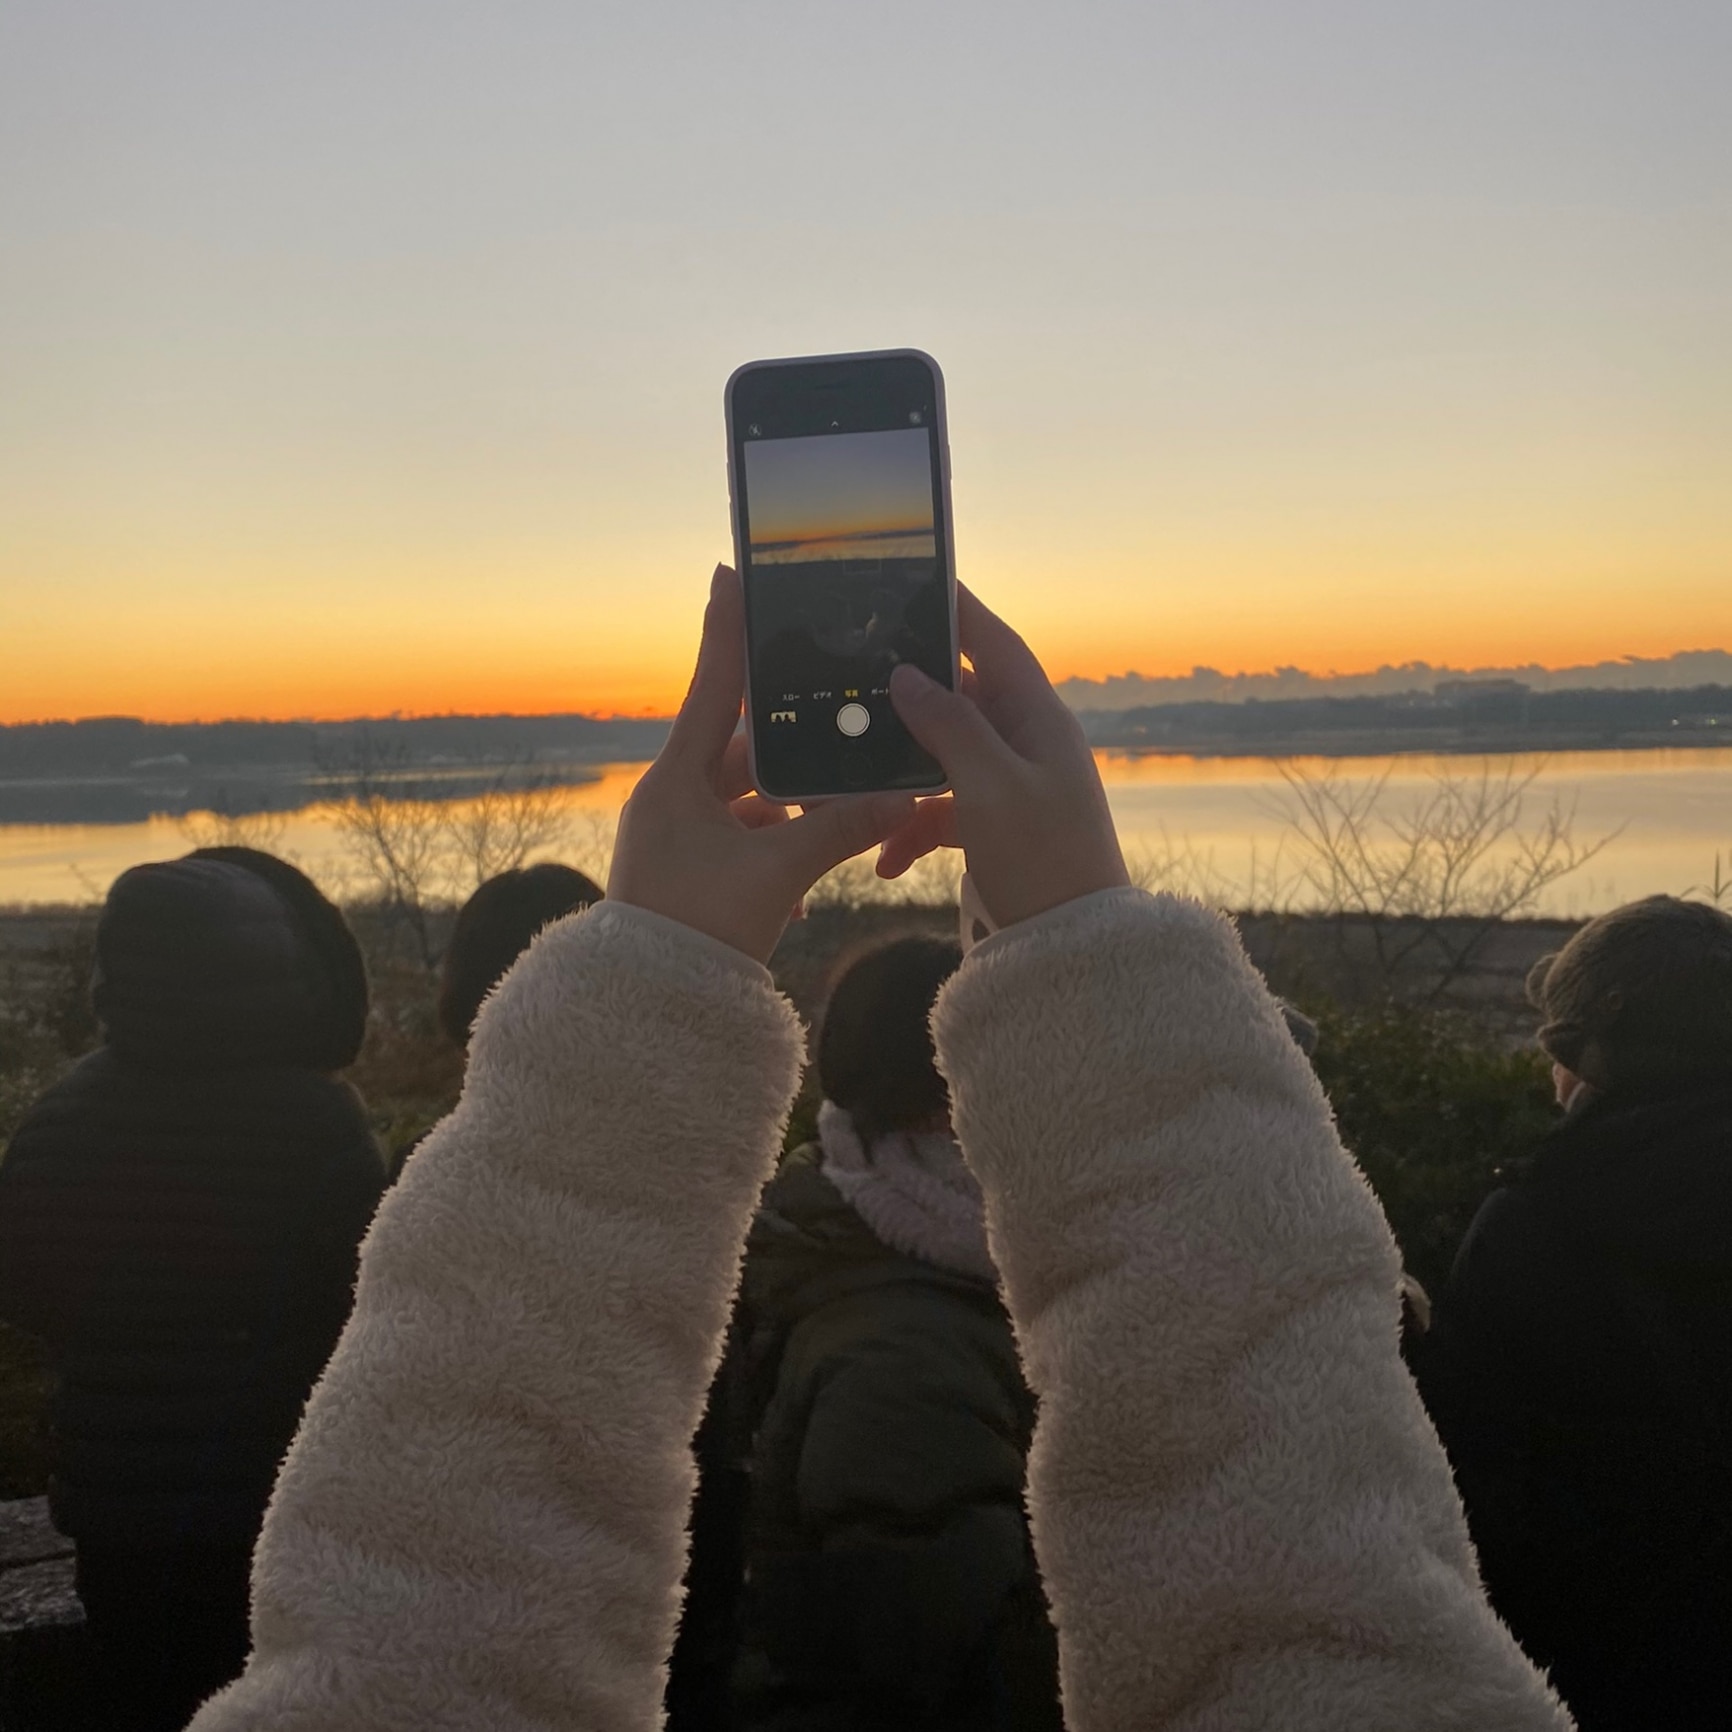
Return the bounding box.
[4,595,1725,725]
[6,0,1731,740]
[4,483,1726,727]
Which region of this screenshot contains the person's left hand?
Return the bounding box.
[607,564,917,964]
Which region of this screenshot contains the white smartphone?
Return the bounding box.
[725,348,960,801]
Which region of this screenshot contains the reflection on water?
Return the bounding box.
[1093,748,1732,917]
[0,750,1727,915]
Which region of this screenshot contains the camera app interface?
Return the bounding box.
[741,424,949,790]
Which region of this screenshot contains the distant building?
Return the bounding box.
[1435,678,1530,703]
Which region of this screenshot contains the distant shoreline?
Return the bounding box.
[1088,728,1732,761]
[1077,682,1732,760]
[1,685,1729,827]
[0,759,617,830]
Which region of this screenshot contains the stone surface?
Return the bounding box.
[0,1499,71,1571]
[0,1500,80,1636]
[0,1502,87,1732]
[0,1557,82,1635]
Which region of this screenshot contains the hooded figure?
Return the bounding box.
[1412,895,1732,1729]
[0,848,385,1731]
[670,937,1060,1732]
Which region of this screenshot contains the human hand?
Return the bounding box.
[879,586,1129,929]
[608,565,917,964]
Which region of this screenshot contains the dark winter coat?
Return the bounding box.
[0,852,385,1548]
[718,1144,1060,1732]
[1412,1081,1732,1729]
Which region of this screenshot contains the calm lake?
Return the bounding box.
[1,748,1727,916]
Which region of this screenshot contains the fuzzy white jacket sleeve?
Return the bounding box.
[932,889,1571,1732]
[187,902,805,1732]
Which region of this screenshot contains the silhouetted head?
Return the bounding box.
[438,863,603,1046]
[817,936,963,1143]
[1527,895,1732,1097]
[94,846,369,1072]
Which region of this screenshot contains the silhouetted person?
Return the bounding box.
[378,864,604,1185]
[1413,895,1732,1728]
[0,847,385,1731]
[676,936,1061,1732]
[436,863,605,1050]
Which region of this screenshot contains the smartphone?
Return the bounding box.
[726,348,958,801]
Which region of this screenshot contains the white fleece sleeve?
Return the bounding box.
[932,889,1571,1732]
[187,901,805,1732]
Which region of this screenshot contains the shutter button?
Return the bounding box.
[835,702,870,737]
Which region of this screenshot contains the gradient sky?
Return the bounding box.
[2,1,1729,722]
[744,429,935,552]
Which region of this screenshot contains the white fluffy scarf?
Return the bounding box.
[817,1100,997,1283]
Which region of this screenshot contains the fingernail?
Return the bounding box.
[710,563,729,596]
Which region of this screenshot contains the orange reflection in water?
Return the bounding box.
[1,750,1728,916]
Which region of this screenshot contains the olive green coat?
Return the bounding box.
[732,1144,1060,1732]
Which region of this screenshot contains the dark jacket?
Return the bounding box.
[1412,1082,1732,1729]
[0,852,384,1548]
[711,1144,1060,1732]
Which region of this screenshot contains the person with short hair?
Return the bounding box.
[1414,895,1732,1728]
[381,863,604,1184]
[436,863,605,1049]
[0,847,385,1732]
[678,933,1059,1732]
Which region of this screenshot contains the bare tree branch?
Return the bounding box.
[1684,851,1732,910]
[441,774,575,896]
[1269,758,1621,1000]
[319,735,451,971]
[177,795,290,856]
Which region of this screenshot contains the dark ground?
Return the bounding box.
[0,890,1566,1728]
[0,896,1564,1501]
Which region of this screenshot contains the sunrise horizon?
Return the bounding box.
[4,5,1727,745]
[5,639,1728,730]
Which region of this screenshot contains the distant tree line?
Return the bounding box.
[0,713,672,780]
[1079,682,1732,752]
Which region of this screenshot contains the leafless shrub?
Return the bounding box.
[328,795,450,971]
[320,736,581,970]
[443,779,575,893]
[1125,831,1297,913]
[177,799,290,855]
[805,848,963,911]
[564,809,618,886]
[1685,851,1731,910]
[1268,759,1619,1000]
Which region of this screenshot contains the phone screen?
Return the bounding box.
[730,352,954,799]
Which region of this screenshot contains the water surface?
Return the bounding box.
[1,749,1726,915]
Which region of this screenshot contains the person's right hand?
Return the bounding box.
[608,565,915,964]
[882,586,1129,929]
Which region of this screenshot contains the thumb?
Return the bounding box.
[889,663,1012,784]
[773,791,916,890]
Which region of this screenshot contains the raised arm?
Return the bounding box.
[888,591,1572,1731]
[190,568,913,1732]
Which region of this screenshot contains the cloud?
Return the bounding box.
[1055,649,1732,711]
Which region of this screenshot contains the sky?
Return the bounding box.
[744,429,935,557]
[1,0,1729,722]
